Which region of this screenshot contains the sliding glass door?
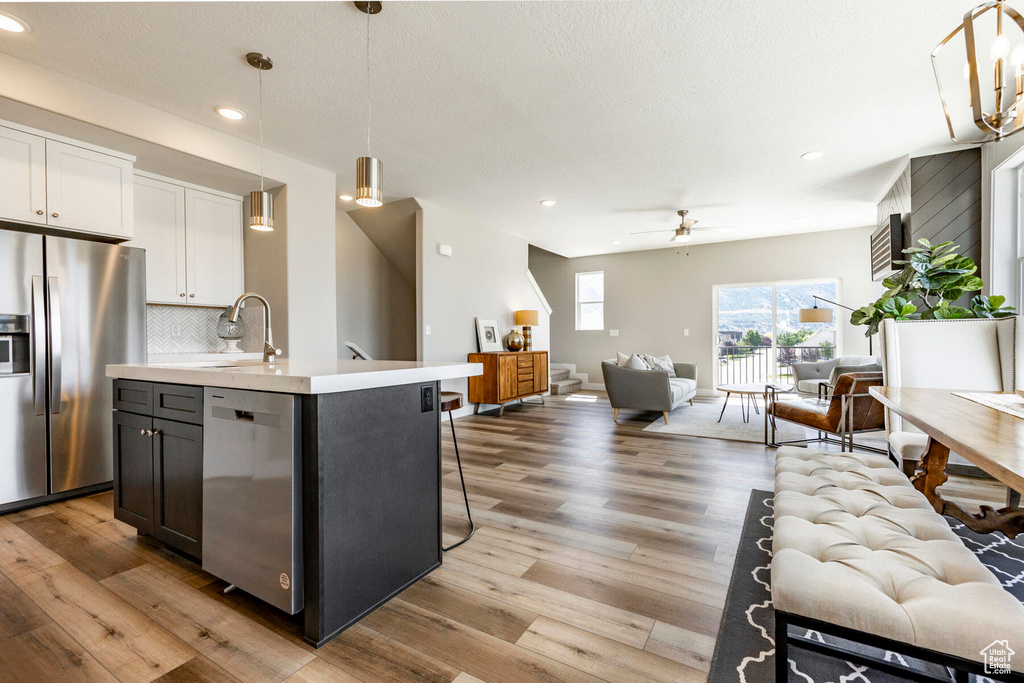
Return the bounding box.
[715,279,838,386]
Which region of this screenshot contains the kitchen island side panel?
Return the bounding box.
[302,381,442,646]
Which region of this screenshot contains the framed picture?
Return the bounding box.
[475,317,503,353]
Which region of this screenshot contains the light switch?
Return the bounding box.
[437,243,453,257]
[425,325,431,336]
[683,328,689,336]
[609,329,619,337]
[170,324,182,338]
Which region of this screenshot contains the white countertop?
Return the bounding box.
[106,359,483,394]
[148,352,264,363]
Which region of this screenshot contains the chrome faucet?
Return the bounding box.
[230,292,282,363]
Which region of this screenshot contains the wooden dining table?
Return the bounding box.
[870,386,1024,538]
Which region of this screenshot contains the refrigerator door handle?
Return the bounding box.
[47,276,62,415]
[32,275,46,416]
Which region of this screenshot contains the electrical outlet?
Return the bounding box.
[683,328,689,336]
[421,385,434,412]
[170,324,182,337]
[425,325,431,336]
[609,329,619,337]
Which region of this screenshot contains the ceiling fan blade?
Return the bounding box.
[691,226,740,230]
[630,229,675,235]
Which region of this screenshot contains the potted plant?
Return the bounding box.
[851,238,1015,336]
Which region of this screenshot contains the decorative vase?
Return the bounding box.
[504,330,525,352]
[217,306,246,354]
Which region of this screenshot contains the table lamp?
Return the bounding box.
[515,310,539,351]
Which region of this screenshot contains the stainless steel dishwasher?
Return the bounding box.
[203,388,303,614]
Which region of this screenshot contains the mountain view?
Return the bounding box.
[718,281,839,337]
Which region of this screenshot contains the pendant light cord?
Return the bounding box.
[366,5,372,157]
[259,67,265,193]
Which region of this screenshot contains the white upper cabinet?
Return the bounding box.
[185,189,244,306]
[133,176,186,304]
[133,173,243,307]
[45,140,134,239]
[0,127,46,225]
[0,121,135,239]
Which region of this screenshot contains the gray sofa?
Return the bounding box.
[790,355,880,395]
[601,360,698,424]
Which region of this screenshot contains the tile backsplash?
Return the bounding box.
[147,304,265,355]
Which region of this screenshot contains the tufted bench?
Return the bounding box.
[772,446,1024,681]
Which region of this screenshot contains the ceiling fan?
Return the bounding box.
[631,210,738,243]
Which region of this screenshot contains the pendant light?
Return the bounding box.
[247,52,275,230]
[933,0,1024,142]
[355,1,384,207]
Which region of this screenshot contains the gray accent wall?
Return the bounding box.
[910,149,982,270]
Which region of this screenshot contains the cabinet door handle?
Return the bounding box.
[51,212,59,218]
[149,429,161,436]
[140,429,147,436]
[189,294,195,298]
[180,293,185,297]
[36,209,44,215]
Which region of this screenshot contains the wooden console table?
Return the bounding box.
[870,386,1024,538]
[468,351,548,416]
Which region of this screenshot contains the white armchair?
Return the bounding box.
[878,317,1022,475]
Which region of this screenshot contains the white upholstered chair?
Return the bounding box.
[878,317,1021,476]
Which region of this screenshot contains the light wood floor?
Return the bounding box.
[0,392,1004,683]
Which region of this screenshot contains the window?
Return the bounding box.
[575,271,604,330]
[715,279,839,385]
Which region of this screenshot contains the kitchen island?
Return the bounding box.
[106,359,482,647]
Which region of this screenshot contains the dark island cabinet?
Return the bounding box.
[112,410,155,534]
[112,379,203,560]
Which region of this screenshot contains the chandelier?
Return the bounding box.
[933,0,1024,142]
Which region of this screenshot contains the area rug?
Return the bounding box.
[642,397,816,444]
[708,489,1024,682]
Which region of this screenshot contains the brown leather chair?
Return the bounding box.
[766,372,887,454]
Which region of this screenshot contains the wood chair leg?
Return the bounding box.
[901,459,917,477]
[688,398,694,406]
[662,411,669,425]
[613,408,619,423]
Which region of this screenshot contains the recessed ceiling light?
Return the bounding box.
[0,11,29,33]
[800,151,824,161]
[338,195,353,201]
[215,106,246,120]
[610,240,621,245]
[540,199,556,207]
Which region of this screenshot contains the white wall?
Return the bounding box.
[982,138,1024,307]
[0,52,338,361]
[336,210,416,361]
[529,227,877,392]
[417,199,550,416]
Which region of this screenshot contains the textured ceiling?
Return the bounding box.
[0,1,977,256]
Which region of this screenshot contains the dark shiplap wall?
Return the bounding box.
[909,149,982,273]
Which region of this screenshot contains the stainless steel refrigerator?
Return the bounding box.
[0,228,146,509]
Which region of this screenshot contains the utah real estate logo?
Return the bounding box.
[981,640,1015,675]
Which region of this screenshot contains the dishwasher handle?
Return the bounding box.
[209,405,280,427]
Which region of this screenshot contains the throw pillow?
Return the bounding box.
[644,354,677,377]
[616,351,631,366]
[622,353,649,370]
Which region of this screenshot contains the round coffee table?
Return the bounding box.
[716,383,790,423]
